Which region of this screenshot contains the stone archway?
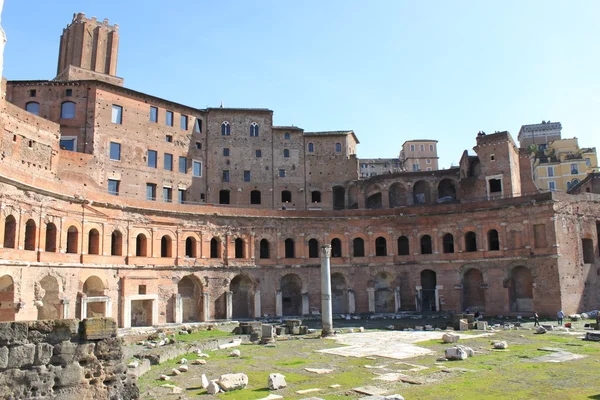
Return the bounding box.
[331,273,348,314]
[374,272,394,313]
[178,275,202,322]
[509,266,534,312]
[0,275,15,321]
[462,268,485,312]
[230,275,254,319]
[81,275,106,318]
[388,183,406,208]
[420,269,437,312]
[37,275,62,320]
[281,274,302,316]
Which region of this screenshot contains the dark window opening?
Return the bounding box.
[582,238,595,264]
[250,190,261,204]
[285,238,295,258]
[420,235,432,254]
[398,236,410,255]
[45,223,57,252]
[136,234,147,257]
[281,190,292,203]
[331,238,342,257]
[219,190,230,204]
[489,178,502,193]
[185,237,196,257]
[375,237,387,256]
[235,238,244,258]
[210,238,220,258]
[311,191,322,203]
[353,238,365,257]
[259,239,270,259]
[443,233,454,253]
[465,231,477,252]
[488,229,500,251]
[308,239,319,258]
[161,236,172,257]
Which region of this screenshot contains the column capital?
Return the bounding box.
[320,244,331,258]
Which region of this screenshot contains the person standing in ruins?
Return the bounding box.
[533,312,540,327]
[557,310,564,326]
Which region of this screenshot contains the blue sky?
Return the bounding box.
[3,1,599,167]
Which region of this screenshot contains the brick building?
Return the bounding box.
[0,11,599,327]
[399,140,439,171]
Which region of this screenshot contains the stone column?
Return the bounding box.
[348,289,356,314]
[435,285,443,312]
[320,244,333,336]
[123,297,131,328]
[226,291,233,320]
[61,299,69,319]
[415,286,422,312]
[105,297,112,318]
[202,292,211,321]
[302,292,310,316]
[394,287,401,312]
[174,294,182,324]
[276,290,282,317]
[254,291,261,318]
[367,287,375,313]
[80,297,87,320]
[151,297,159,325]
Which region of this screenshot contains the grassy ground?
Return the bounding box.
[137,320,600,400]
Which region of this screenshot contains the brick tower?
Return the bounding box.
[55,13,122,85]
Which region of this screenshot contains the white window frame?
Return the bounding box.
[548,181,556,191]
[59,136,77,151]
[547,166,554,177]
[192,160,202,177]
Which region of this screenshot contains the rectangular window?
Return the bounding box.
[164,153,173,171]
[547,166,554,177]
[426,159,431,164]
[150,106,158,123]
[586,158,591,167]
[108,179,119,196]
[29,89,36,97]
[146,183,156,201]
[279,169,286,177]
[148,150,157,168]
[193,161,202,177]
[222,170,230,182]
[420,144,424,151]
[109,142,121,161]
[410,144,415,151]
[491,154,495,161]
[533,224,547,248]
[430,144,434,151]
[165,135,173,143]
[243,170,251,182]
[256,149,262,158]
[111,105,123,124]
[163,187,172,202]
[195,142,202,150]
[180,115,188,130]
[571,163,579,175]
[194,119,202,133]
[413,163,419,171]
[65,89,72,97]
[548,181,556,191]
[223,148,230,157]
[179,156,187,173]
[178,189,186,204]
[166,111,173,126]
[60,138,76,151]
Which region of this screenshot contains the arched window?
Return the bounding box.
[136,234,147,257]
[375,237,387,256]
[221,121,231,136]
[45,222,57,252]
[308,142,314,153]
[285,238,295,258]
[24,219,36,251]
[308,239,319,258]
[185,237,197,258]
[443,233,454,253]
[235,238,244,258]
[25,102,40,116]
[335,143,342,152]
[250,122,259,137]
[250,190,261,204]
[210,238,221,258]
[66,226,78,254]
[488,229,500,251]
[331,238,342,257]
[281,190,292,203]
[397,236,410,256]
[161,235,172,257]
[88,229,100,255]
[420,235,432,254]
[3,215,16,249]
[353,237,365,257]
[259,239,270,259]
[283,149,290,158]
[111,231,123,256]
[311,191,321,203]
[61,101,76,119]
[465,231,477,252]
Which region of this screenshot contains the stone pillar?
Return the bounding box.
[302,292,310,316]
[226,291,233,320]
[105,296,112,318]
[123,296,131,328]
[348,289,356,314]
[394,287,401,312]
[80,297,87,320]
[174,294,182,324]
[320,244,333,336]
[367,287,375,313]
[415,286,422,312]
[276,290,282,317]
[202,292,211,321]
[253,290,261,318]
[61,299,69,319]
[151,297,159,325]
[435,285,443,312]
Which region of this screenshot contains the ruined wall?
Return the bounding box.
[0,318,137,400]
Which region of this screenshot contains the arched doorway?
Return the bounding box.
[230,275,254,319]
[178,275,202,322]
[331,273,348,314]
[37,276,62,320]
[374,272,394,313]
[413,181,431,204]
[81,276,106,318]
[420,269,437,312]
[0,275,15,321]
[388,183,406,208]
[509,266,534,312]
[438,179,457,200]
[462,268,485,312]
[281,274,302,316]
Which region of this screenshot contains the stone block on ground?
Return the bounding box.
[493,341,508,349]
[217,372,249,391]
[230,349,241,357]
[201,374,209,388]
[541,324,554,331]
[476,321,488,330]
[268,373,287,390]
[536,326,547,334]
[585,332,600,341]
[445,345,473,360]
[207,381,221,394]
[459,319,469,331]
[442,333,459,343]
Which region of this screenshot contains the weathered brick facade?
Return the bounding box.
[0,11,599,330]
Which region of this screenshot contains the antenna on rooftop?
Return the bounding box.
[220,101,224,108]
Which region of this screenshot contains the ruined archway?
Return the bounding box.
[331,273,348,314]
[178,275,202,322]
[462,268,485,312]
[230,275,254,319]
[281,274,302,316]
[388,183,406,208]
[420,269,437,312]
[413,181,431,204]
[0,275,15,321]
[374,272,394,313]
[82,275,106,318]
[438,179,457,200]
[37,275,62,320]
[509,266,534,312]
[347,185,359,209]
[366,192,383,209]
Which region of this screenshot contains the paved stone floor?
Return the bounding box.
[319,330,494,359]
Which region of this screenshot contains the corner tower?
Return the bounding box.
[55,13,123,85]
